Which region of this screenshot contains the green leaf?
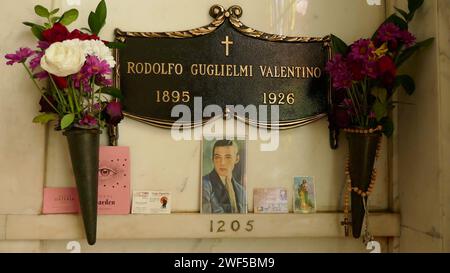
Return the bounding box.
[106,41,126,49]
[49,8,60,15]
[31,25,45,40]
[385,14,408,30]
[32,113,59,124]
[395,75,416,95]
[394,7,409,21]
[381,117,394,137]
[23,22,37,28]
[373,101,387,122]
[44,23,51,28]
[34,5,50,18]
[88,12,102,35]
[396,38,434,67]
[95,0,107,26]
[60,113,75,130]
[100,87,123,100]
[59,9,79,26]
[330,34,349,55]
[408,0,424,14]
[371,87,387,103]
[51,16,60,24]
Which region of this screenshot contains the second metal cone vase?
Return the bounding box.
[63,128,101,245]
[346,131,381,239]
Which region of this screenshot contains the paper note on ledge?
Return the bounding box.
[98,146,131,215]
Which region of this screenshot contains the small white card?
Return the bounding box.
[253,188,289,214]
[132,191,171,214]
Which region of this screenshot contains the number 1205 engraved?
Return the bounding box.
[210,220,254,233]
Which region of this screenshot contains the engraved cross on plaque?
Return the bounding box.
[221,35,234,57]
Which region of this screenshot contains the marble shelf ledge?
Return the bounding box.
[1,213,400,240]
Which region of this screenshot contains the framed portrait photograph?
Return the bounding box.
[293,176,316,214]
[201,136,247,214]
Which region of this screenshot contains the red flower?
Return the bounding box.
[51,74,68,89]
[42,23,69,44]
[103,101,124,126]
[68,29,100,41]
[378,56,397,87]
[39,94,57,113]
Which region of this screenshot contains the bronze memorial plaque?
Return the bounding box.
[114,5,331,129]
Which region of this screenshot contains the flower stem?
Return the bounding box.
[49,76,69,113]
[22,63,61,115]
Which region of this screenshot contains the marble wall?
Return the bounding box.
[0,0,395,252]
[395,0,450,252]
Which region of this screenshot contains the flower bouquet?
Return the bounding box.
[326,0,433,239]
[5,0,124,245]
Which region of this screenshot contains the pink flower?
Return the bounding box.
[400,30,416,48]
[37,41,50,50]
[29,51,44,71]
[83,55,111,76]
[5,47,34,65]
[326,54,353,89]
[33,71,48,80]
[79,114,98,127]
[376,23,402,44]
[349,39,375,61]
[95,75,113,87]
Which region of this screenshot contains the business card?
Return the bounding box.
[132,191,171,214]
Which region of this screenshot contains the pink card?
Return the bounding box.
[42,187,80,214]
[98,146,131,215]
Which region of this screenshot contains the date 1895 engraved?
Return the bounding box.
[156,90,191,103]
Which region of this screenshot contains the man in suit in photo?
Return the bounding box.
[202,140,246,213]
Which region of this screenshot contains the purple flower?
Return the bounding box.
[33,71,49,80]
[37,41,50,50]
[72,72,92,92]
[376,23,402,44]
[349,39,375,61]
[29,51,44,71]
[400,30,416,48]
[93,103,102,111]
[103,101,124,126]
[326,54,353,89]
[5,47,34,65]
[83,55,111,77]
[95,75,113,87]
[79,114,98,127]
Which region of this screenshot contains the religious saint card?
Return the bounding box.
[201,136,247,214]
[97,146,131,215]
[131,191,171,214]
[253,188,289,213]
[293,176,316,213]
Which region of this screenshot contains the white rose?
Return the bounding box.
[80,40,116,68]
[40,39,86,77]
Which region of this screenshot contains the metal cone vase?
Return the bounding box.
[63,128,101,245]
[346,131,381,238]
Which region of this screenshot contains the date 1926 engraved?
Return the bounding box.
[156,90,191,103]
[210,220,254,233]
[263,92,295,105]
